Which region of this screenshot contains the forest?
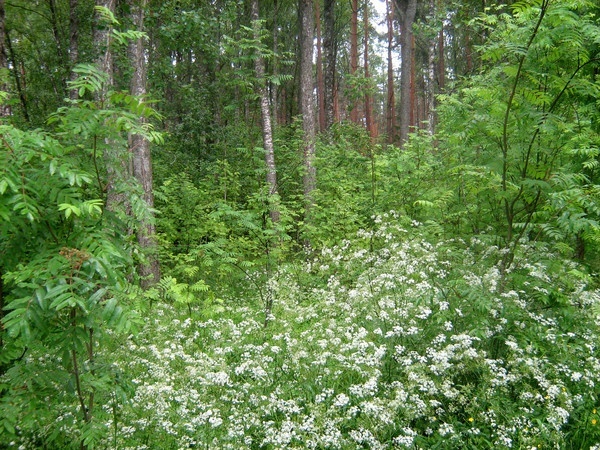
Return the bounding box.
[1,0,600,448]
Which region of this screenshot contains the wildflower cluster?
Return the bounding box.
[8,214,599,449]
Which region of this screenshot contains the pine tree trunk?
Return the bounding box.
[437,15,445,90]
[363,3,376,139]
[129,0,160,287]
[395,0,417,147]
[272,0,279,125]
[385,0,395,143]
[426,0,436,135]
[299,0,316,232]
[251,0,280,224]
[349,0,359,123]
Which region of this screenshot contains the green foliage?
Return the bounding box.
[436,0,600,261]
[0,61,159,447]
[63,215,600,449]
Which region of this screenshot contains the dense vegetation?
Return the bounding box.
[1,0,600,448]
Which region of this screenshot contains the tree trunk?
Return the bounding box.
[409,33,416,131]
[251,0,280,224]
[94,0,115,92]
[0,0,5,346]
[465,31,473,74]
[69,0,79,99]
[272,0,279,125]
[349,0,359,123]
[94,0,126,213]
[437,15,445,90]
[395,0,417,147]
[385,0,395,143]
[426,0,436,135]
[129,0,160,287]
[363,3,376,139]
[323,0,336,128]
[315,0,326,132]
[0,0,10,117]
[4,29,28,122]
[47,0,67,79]
[299,0,316,231]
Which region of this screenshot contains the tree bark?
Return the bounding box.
[129,0,160,287]
[5,28,28,122]
[69,0,79,100]
[94,0,126,213]
[251,0,280,224]
[0,0,5,346]
[299,0,316,229]
[94,0,115,92]
[315,0,326,132]
[363,3,376,139]
[395,0,417,147]
[437,14,445,90]
[323,0,336,128]
[385,0,395,143]
[0,0,10,117]
[426,0,436,135]
[349,0,359,123]
[272,0,279,125]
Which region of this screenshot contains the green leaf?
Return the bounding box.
[58,203,81,218]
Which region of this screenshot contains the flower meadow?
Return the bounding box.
[5,215,600,449]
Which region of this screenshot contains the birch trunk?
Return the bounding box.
[251,0,280,224]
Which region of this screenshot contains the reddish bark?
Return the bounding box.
[349,0,359,123]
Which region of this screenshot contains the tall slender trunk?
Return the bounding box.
[323,0,336,128]
[129,0,160,287]
[409,34,416,131]
[385,0,395,143]
[437,11,445,90]
[94,0,126,213]
[94,0,115,91]
[0,0,10,117]
[69,0,79,99]
[315,0,326,132]
[426,0,436,135]
[47,0,67,79]
[363,3,376,139]
[349,0,359,123]
[395,0,417,147]
[299,0,316,233]
[251,0,280,224]
[272,0,279,125]
[465,32,473,74]
[5,29,28,122]
[0,0,5,346]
